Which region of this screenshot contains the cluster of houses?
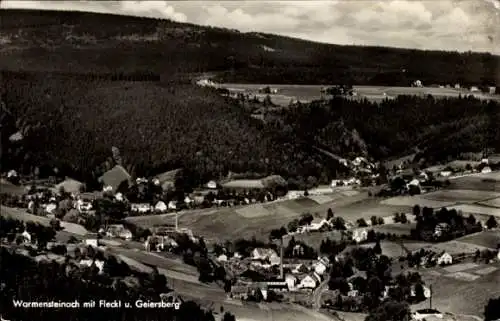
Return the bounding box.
[331,156,378,188]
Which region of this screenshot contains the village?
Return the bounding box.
[2,147,500,321]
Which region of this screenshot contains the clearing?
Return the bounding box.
[381,196,455,208]
[456,230,500,249]
[421,189,500,203]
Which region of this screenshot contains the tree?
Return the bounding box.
[393,213,401,223]
[486,216,498,229]
[287,219,299,233]
[365,300,411,321]
[373,240,382,255]
[332,217,346,230]
[371,216,379,226]
[222,312,236,321]
[485,297,500,321]
[412,205,421,217]
[357,218,368,227]
[413,283,426,302]
[399,213,408,224]
[328,277,350,294]
[327,208,334,220]
[466,214,477,225]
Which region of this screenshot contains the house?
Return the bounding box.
[470,86,479,92]
[55,178,84,195]
[410,285,431,298]
[434,223,450,237]
[98,165,131,194]
[418,172,429,182]
[298,273,321,289]
[285,274,298,290]
[76,199,93,212]
[168,201,177,210]
[412,80,423,87]
[206,181,218,189]
[481,166,492,174]
[251,248,277,261]
[412,309,443,320]
[454,83,461,89]
[269,252,281,266]
[439,171,452,177]
[79,259,105,273]
[155,201,167,212]
[85,239,99,247]
[21,230,32,244]
[489,86,496,94]
[131,203,152,213]
[313,261,328,276]
[106,224,133,240]
[497,251,500,261]
[437,252,453,265]
[352,229,368,243]
[292,263,309,274]
[155,168,183,191]
[44,203,57,214]
[217,254,228,262]
[306,218,332,232]
[184,196,193,206]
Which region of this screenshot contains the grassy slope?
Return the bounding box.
[0,9,499,86]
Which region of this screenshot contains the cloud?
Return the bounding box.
[1,0,499,54]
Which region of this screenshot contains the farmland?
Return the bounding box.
[412,261,500,317]
[222,83,500,106]
[421,189,500,203]
[456,230,500,250]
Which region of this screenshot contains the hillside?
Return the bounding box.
[1,72,344,186]
[0,9,499,86]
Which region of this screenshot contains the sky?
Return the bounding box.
[1,0,500,54]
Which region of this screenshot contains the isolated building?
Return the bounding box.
[437,252,453,265]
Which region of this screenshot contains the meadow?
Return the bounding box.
[222,83,499,106]
[456,230,500,249]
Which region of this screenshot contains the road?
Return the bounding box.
[312,275,330,310]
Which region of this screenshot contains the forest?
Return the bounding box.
[1,9,499,86]
[278,95,500,162]
[1,72,343,188]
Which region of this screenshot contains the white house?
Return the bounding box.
[252,248,278,261]
[411,285,431,298]
[353,229,368,243]
[168,201,177,210]
[437,252,453,265]
[76,199,93,212]
[439,171,452,177]
[292,263,309,274]
[106,224,133,240]
[207,181,218,189]
[269,252,281,266]
[470,86,479,92]
[85,239,99,247]
[103,185,113,193]
[481,166,492,174]
[313,261,328,276]
[412,80,423,87]
[454,83,461,89]
[298,273,321,289]
[155,201,167,212]
[115,193,124,201]
[184,196,193,205]
[285,274,298,290]
[497,251,500,261]
[434,223,450,237]
[406,179,420,189]
[412,309,443,320]
[217,254,228,262]
[21,231,32,244]
[131,203,152,213]
[79,259,105,274]
[44,203,57,214]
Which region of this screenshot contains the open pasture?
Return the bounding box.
[369,223,416,236]
[381,196,455,208]
[478,197,500,208]
[456,230,500,249]
[447,172,500,191]
[447,204,500,217]
[414,266,500,316]
[357,241,408,258]
[422,189,500,203]
[423,240,492,255]
[442,263,480,273]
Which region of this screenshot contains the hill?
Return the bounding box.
[1,72,343,185]
[0,9,499,86]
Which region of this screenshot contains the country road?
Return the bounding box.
[313,276,330,310]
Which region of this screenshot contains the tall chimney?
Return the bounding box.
[280,238,284,279]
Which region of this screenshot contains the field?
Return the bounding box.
[381,196,455,208]
[369,223,416,236]
[446,205,500,217]
[422,240,492,255]
[456,230,500,249]
[421,189,500,203]
[223,84,499,106]
[479,197,500,208]
[412,261,500,316]
[447,172,500,192]
[0,180,25,196]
